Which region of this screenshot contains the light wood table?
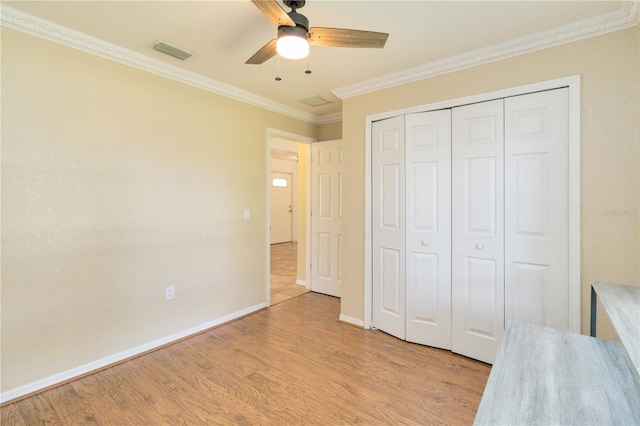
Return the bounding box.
[590,281,640,377]
[474,321,640,425]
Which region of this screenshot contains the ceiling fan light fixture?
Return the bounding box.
[276,26,309,60]
[246,0,388,65]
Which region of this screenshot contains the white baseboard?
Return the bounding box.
[339,314,364,328]
[0,302,267,404]
[295,279,307,287]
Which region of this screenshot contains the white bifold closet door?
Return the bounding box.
[372,88,569,364]
[372,110,452,346]
[371,115,406,339]
[451,90,569,363]
[451,99,505,363]
[503,89,569,331]
[405,110,452,349]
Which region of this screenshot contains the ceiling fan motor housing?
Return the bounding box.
[283,9,309,30]
[278,8,309,41]
[283,0,306,10]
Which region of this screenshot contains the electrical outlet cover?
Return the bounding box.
[165,286,175,300]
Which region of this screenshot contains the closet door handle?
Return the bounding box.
[475,243,484,250]
[421,240,428,246]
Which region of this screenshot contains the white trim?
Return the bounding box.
[295,279,308,288]
[266,138,272,306]
[266,129,316,306]
[317,113,343,125]
[304,142,312,291]
[364,120,373,330]
[339,314,364,328]
[0,6,324,125]
[0,302,267,404]
[334,5,638,100]
[364,75,581,334]
[567,78,582,333]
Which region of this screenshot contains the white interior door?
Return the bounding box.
[270,172,292,244]
[504,88,569,330]
[451,99,505,364]
[371,116,406,339]
[310,140,342,297]
[405,110,452,349]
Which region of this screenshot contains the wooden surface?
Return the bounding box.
[592,281,640,376]
[474,321,640,425]
[270,241,308,305]
[1,293,490,425]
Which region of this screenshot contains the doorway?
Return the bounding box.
[270,172,293,244]
[267,130,314,305]
[270,241,306,305]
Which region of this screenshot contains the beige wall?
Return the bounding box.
[318,121,342,141]
[1,28,317,393]
[341,28,639,338]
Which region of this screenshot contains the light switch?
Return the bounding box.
[244,208,250,220]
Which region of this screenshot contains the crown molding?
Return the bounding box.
[0,5,326,125]
[625,0,640,23]
[315,112,342,125]
[333,2,640,100]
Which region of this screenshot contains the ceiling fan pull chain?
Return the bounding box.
[275,54,282,81]
[305,54,312,75]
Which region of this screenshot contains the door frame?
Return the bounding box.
[363,75,581,332]
[266,128,316,306]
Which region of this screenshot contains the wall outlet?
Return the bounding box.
[165,286,175,300]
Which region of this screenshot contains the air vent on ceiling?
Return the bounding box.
[151,40,193,61]
[299,96,331,107]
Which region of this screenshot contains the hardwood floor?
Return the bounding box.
[1,293,490,425]
[270,242,308,305]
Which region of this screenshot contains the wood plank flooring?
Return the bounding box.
[270,242,308,305]
[1,293,490,425]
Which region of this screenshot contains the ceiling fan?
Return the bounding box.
[246,0,389,64]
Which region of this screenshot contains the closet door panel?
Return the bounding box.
[466,157,497,235]
[505,88,569,330]
[381,248,402,314]
[409,252,439,319]
[465,257,498,336]
[372,116,406,339]
[405,110,452,349]
[452,99,505,364]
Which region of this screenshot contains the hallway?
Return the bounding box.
[270,242,308,305]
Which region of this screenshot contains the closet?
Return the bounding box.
[371,88,570,364]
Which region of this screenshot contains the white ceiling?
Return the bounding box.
[3,1,635,123]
